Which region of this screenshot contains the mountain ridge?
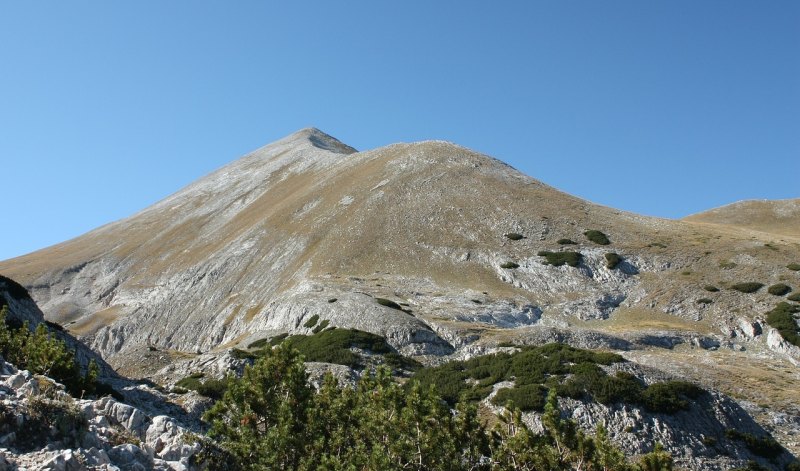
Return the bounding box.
[0,129,798,463]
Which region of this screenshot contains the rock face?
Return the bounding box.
[0,357,200,471]
[0,128,799,463]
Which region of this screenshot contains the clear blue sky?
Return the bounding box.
[2,1,798,261]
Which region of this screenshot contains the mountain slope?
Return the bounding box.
[683,198,800,238]
[0,130,798,454]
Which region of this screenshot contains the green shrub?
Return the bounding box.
[605,252,621,269]
[557,238,577,245]
[696,298,713,305]
[283,328,391,368]
[703,285,720,292]
[197,377,229,400]
[382,352,422,372]
[505,233,525,240]
[725,429,784,459]
[492,384,548,411]
[765,302,800,347]
[538,251,582,267]
[376,298,403,310]
[0,307,98,397]
[312,319,330,334]
[327,298,338,303]
[248,338,270,349]
[269,333,289,346]
[176,374,204,390]
[500,262,520,269]
[731,282,764,294]
[584,230,610,245]
[303,315,320,328]
[788,293,800,302]
[787,263,800,271]
[642,381,703,413]
[719,260,737,269]
[767,284,792,296]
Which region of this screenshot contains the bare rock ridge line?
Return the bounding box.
[0,128,798,464]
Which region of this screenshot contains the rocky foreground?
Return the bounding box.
[0,357,201,471]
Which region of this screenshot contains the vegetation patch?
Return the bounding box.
[765,302,800,348]
[410,342,702,416]
[251,328,393,369]
[202,344,678,471]
[0,306,99,397]
[605,252,621,269]
[327,298,338,303]
[731,282,764,294]
[788,263,800,271]
[641,381,703,414]
[492,384,548,411]
[557,238,577,245]
[176,373,228,399]
[703,285,720,292]
[726,429,784,460]
[767,284,792,296]
[538,251,582,267]
[696,298,713,305]
[584,230,610,245]
[500,262,520,269]
[788,293,800,302]
[247,338,270,349]
[311,319,329,334]
[719,260,737,269]
[303,314,320,328]
[504,233,525,240]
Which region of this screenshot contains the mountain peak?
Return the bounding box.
[284,127,358,154]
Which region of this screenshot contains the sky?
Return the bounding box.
[1,1,798,261]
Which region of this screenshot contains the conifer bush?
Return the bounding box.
[731,282,764,294]
[538,251,582,267]
[0,306,98,397]
[765,302,800,347]
[767,284,792,296]
[584,230,611,245]
[201,343,680,470]
[605,252,621,269]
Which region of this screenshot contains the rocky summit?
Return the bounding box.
[1,128,799,469]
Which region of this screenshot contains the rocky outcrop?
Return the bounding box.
[0,357,201,471]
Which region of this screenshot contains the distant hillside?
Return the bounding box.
[683,198,800,238]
